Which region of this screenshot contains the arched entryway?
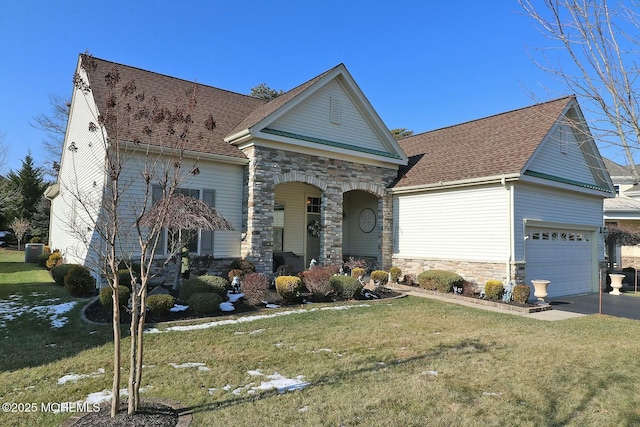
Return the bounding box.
[273,181,323,271]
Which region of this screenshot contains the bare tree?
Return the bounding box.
[31,94,70,178]
[519,0,640,180]
[10,218,29,250]
[64,54,233,416]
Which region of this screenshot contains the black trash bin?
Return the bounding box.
[24,243,45,263]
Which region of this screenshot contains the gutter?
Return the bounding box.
[390,173,521,194]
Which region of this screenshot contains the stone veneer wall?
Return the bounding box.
[242,145,398,273]
[391,257,508,286]
[621,256,640,269]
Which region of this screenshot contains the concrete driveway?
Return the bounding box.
[548,291,640,320]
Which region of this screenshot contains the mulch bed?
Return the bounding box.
[84,286,402,325]
[71,401,178,427]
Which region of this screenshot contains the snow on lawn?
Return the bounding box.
[208,369,310,396]
[169,362,210,371]
[57,368,105,385]
[85,386,152,405]
[0,294,77,329]
[145,304,371,334]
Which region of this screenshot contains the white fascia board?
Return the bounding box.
[390,174,521,194]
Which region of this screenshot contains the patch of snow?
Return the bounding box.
[226,292,244,303]
[482,392,501,397]
[170,304,189,312]
[421,370,438,376]
[85,389,127,405]
[58,368,105,385]
[169,362,209,370]
[265,303,280,309]
[145,304,371,334]
[250,371,311,394]
[219,302,235,312]
[312,348,332,353]
[299,405,309,413]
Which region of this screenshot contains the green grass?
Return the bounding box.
[1,249,640,425]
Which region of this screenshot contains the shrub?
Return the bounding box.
[484,280,504,301]
[228,269,244,281]
[99,286,131,311]
[461,280,479,296]
[228,259,255,274]
[300,266,334,300]
[275,276,303,302]
[402,274,416,286]
[37,253,51,268]
[512,284,531,304]
[389,267,402,283]
[343,257,368,271]
[188,292,223,315]
[46,252,63,270]
[329,275,363,300]
[116,269,135,290]
[51,263,77,286]
[147,294,175,317]
[198,275,229,298]
[180,278,217,302]
[418,270,464,293]
[64,265,95,297]
[351,267,365,278]
[29,236,43,243]
[241,272,271,303]
[370,270,389,285]
[191,254,214,276]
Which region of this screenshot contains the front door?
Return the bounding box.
[305,195,321,267]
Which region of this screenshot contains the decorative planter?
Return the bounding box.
[531,280,551,304]
[609,274,625,295]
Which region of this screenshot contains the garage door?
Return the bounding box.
[525,227,593,298]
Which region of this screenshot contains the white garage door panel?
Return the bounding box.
[525,228,593,297]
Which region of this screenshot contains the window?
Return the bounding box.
[274,203,285,251]
[307,197,321,213]
[152,186,215,255]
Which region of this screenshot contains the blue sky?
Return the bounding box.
[0,0,615,176]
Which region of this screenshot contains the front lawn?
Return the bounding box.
[1,250,640,426]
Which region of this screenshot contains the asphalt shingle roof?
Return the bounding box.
[394,97,574,188]
[80,54,266,159]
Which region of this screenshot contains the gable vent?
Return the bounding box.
[330,97,341,125]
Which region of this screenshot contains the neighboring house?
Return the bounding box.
[603,158,640,268]
[392,97,613,298]
[48,54,614,298]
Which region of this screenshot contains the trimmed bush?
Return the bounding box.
[46,252,63,270]
[180,278,216,302]
[484,280,504,301]
[198,275,229,298]
[64,265,95,297]
[241,272,271,303]
[370,270,389,285]
[418,270,464,293]
[147,294,175,316]
[117,269,135,290]
[99,286,131,311]
[389,267,402,283]
[351,267,365,278]
[188,292,223,315]
[228,259,255,274]
[51,263,77,286]
[37,252,51,268]
[275,275,303,302]
[300,266,334,300]
[402,274,416,287]
[329,275,362,300]
[512,284,531,304]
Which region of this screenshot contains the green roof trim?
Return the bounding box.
[262,128,402,160]
[524,170,613,193]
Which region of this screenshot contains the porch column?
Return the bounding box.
[320,185,343,266]
[241,148,275,273]
[380,192,394,270]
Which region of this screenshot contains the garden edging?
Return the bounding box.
[387,283,552,314]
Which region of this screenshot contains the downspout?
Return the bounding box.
[502,176,514,283]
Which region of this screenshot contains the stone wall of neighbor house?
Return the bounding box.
[242,145,397,273]
[621,256,640,269]
[391,257,508,286]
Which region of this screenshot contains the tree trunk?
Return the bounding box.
[134,284,148,412]
[111,285,121,417]
[127,281,139,415]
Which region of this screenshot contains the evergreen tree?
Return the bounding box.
[6,153,46,223]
